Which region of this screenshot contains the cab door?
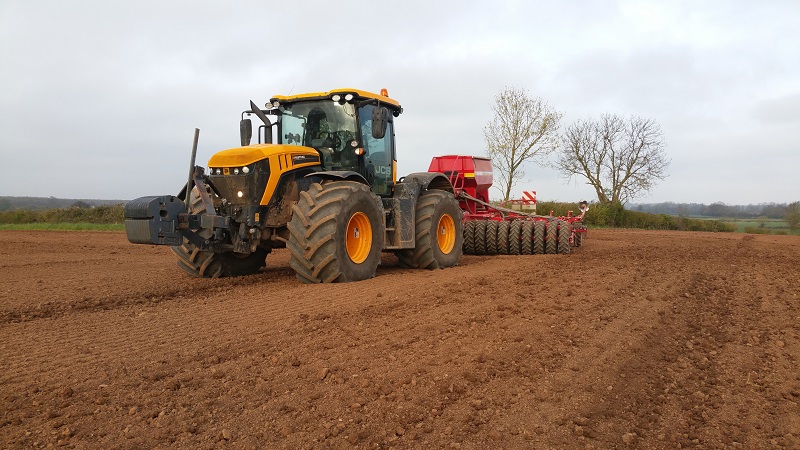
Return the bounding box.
[358,104,395,196]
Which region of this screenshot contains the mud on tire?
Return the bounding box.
[171,187,267,278]
[287,181,384,283]
[397,190,463,269]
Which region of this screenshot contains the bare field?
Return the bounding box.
[1,229,799,449]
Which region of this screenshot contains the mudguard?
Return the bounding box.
[396,172,454,197]
[307,170,368,185]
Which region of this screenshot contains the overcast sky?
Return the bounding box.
[1,0,798,204]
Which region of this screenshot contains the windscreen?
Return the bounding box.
[280,100,360,170]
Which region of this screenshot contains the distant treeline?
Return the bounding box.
[628,201,791,219]
[0,204,124,224]
[0,196,127,212]
[537,201,735,232]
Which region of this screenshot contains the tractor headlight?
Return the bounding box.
[344,93,354,102]
[331,94,341,102]
[209,165,253,176]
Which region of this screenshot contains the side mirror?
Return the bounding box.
[372,107,389,139]
[240,119,252,146]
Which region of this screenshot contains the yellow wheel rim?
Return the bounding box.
[437,214,456,254]
[346,212,372,264]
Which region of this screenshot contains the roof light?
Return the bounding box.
[380,88,388,97]
[332,94,341,102]
[344,93,354,101]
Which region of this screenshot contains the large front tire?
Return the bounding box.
[171,187,267,278]
[287,181,384,283]
[397,190,463,269]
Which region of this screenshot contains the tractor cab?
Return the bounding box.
[241,88,402,196]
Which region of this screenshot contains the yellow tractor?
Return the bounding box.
[124,88,463,282]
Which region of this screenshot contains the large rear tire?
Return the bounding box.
[171,187,267,278]
[397,190,463,269]
[287,181,384,283]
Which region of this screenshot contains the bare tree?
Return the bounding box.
[484,87,562,201]
[556,114,669,205]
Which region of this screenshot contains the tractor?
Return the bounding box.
[124,88,463,282]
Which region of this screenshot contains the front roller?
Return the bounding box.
[287,181,385,283]
[397,190,464,269]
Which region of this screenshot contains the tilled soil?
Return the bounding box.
[1,229,799,449]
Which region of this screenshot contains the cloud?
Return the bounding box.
[752,93,800,125]
[1,0,799,203]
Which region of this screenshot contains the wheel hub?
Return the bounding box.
[346,212,372,263]
[437,214,456,254]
